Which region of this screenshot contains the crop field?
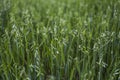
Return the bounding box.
[0,0,120,80]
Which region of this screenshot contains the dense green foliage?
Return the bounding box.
[0,0,120,80]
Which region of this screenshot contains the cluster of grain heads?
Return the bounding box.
[0,0,120,80]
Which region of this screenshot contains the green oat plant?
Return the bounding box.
[0,0,120,80]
